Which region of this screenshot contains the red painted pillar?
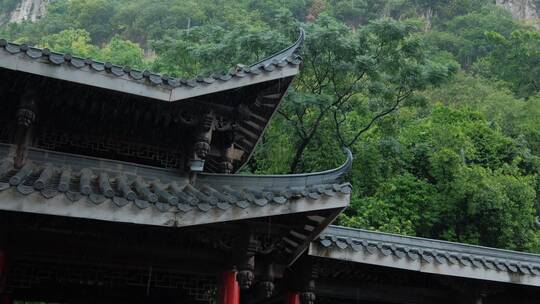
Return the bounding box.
[0,249,5,293]
[219,271,240,304]
[0,249,11,304]
[285,292,300,304]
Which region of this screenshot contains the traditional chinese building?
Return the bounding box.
[0,31,539,304]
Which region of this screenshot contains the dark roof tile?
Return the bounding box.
[318,226,540,279]
[0,155,350,214]
[1,30,304,91]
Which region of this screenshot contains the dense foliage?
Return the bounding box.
[1,0,540,252]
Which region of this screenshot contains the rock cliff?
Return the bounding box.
[7,0,48,24]
[496,0,539,20]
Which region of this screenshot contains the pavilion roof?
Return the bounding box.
[311,225,540,287]
[0,31,305,173]
[0,30,304,102]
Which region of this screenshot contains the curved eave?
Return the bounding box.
[0,30,304,102]
[200,148,353,188]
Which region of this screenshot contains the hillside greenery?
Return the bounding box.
[1,0,540,252]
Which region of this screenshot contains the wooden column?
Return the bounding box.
[285,292,301,304]
[219,271,240,304]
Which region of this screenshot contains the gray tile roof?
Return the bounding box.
[0,144,351,217]
[314,226,540,285]
[0,30,304,91]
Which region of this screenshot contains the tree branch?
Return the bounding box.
[344,89,412,147]
[333,110,347,147]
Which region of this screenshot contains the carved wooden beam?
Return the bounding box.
[13,90,37,169]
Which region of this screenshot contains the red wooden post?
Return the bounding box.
[1,296,12,304]
[219,271,240,304]
[0,249,11,304]
[0,249,5,293]
[285,292,300,304]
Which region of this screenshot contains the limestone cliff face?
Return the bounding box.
[496,0,539,20]
[0,0,538,27]
[8,0,48,23]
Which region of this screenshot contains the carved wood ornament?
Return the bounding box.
[259,262,275,298]
[236,233,258,290]
[189,111,215,174]
[292,258,319,304]
[14,90,37,168]
[187,106,245,175]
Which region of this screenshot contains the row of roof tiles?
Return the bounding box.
[318,229,540,277]
[0,35,302,89]
[0,159,351,214]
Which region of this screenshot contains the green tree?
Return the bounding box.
[477,29,540,98]
[99,35,145,68]
[41,28,98,58]
[67,0,116,44]
[276,16,456,173]
[424,7,519,68]
[151,22,289,77]
[341,105,540,251]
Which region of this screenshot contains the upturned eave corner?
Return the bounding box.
[248,28,305,70]
[199,146,353,189]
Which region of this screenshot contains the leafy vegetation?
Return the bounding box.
[1,0,540,252]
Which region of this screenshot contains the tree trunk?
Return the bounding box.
[289,139,310,174]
